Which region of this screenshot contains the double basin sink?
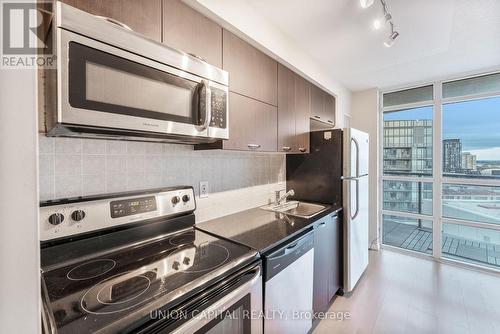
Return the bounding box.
[260,201,327,219]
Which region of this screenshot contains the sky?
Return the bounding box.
[384,96,500,160]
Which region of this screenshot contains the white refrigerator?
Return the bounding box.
[342,128,370,293]
[286,127,370,295]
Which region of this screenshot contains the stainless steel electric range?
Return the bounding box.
[39,187,262,334]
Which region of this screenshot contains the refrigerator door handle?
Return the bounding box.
[351,178,360,220]
[343,177,360,220]
[351,137,360,178]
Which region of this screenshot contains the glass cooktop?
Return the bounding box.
[41,228,258,334]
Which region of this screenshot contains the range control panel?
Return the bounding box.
[209,87,227,129]
[110,196,157,218]
[40,187,195,242]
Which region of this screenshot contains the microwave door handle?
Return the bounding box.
[199,80,211,131]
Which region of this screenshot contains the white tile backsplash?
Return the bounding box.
[39,135,286,204]
[82,174,105,196]
[82,139,106,155]
[82,155,105,175]
[55,137,82,154]
[55,155,81,176]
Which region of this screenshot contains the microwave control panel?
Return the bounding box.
[210,88,227,129]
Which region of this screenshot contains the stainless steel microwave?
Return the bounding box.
[42,2,229,143]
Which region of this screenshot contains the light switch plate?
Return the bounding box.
[200,181,209,198]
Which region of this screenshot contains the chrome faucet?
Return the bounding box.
[275,189,295,205]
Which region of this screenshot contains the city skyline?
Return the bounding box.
[384,96,500,161]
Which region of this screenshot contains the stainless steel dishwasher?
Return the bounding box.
[264,230,314,334]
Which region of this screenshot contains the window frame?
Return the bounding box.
[379,70,500,272]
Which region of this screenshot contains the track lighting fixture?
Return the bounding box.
[360,0,400,47]
[384,22,399,47]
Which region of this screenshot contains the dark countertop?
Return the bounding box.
[196,204,342,254]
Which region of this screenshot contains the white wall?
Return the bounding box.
[184,0,352,128]
[0,70,40,331]
[350,89,380,249]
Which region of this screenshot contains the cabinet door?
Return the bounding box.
[223,93,277,152]
[277,64,296,153]
[254,100,278,152]
[162,0,222,68]
[223,92,256,151]
[294,75,310,153]
[223,30,278,106]
[310,84,325,123]
[313,216,330,314]
[310,85,335,126]
[63,0,162,42]
[324,94,336,126]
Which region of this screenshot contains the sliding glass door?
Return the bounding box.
[380,72,500,271]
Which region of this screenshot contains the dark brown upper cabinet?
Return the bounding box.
[277,64,310,154]
[62,0,162,42]
[197,92,277,152]
[222,92,277,152]
[162,0,223,68]
[310,84,336,126]
[222,30,278,106]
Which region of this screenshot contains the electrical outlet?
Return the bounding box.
[200,181,209,198]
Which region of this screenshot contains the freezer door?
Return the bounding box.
[342,128,369,293]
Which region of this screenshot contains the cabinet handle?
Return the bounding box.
[314,115,321,119]
[318,222,327,228]
[282,146,291,151]
[247,144,261,149]
[299,147,306,153]
[328,120,334,124]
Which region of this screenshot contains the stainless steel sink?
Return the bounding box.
[261,201,326,219]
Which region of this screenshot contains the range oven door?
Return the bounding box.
[56,29,228,140]
[137,263,263,334]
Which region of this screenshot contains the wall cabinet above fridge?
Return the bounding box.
[310,84,336,127]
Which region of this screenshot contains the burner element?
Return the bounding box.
[81,271,156,315]
[67,259,116,281]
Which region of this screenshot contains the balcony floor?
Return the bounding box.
[383,220,500,268]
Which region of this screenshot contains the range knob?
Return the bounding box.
[48,213,64,226]
[183,257,191,265]
[71,210,86,222]
[172,261,181,270]
[182,194,190,203]
[171,196,181,205]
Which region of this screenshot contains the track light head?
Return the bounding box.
[360,0,374,9]
[384,31,400,47]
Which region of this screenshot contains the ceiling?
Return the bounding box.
[244,0,500,91]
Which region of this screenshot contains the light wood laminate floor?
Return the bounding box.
[313,249,500,334]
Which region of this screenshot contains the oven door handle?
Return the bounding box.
[198,80,211,132]
[168,264,262,334]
